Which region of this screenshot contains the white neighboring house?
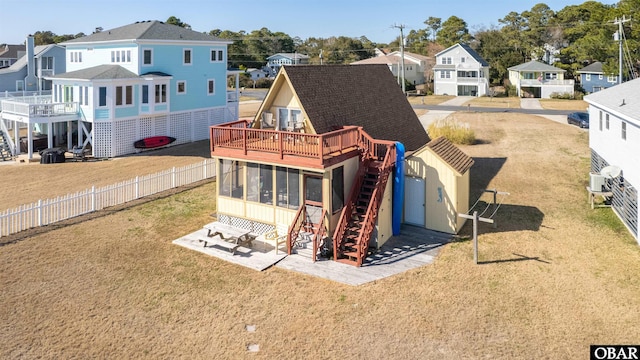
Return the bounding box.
[508,60,574,98]
[245,68,269,82]
[265,53,309,78]
[433,43,489,97]
[351,51,431,85]
[585,78,639,243]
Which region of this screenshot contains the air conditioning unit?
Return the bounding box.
[590,173,607,192]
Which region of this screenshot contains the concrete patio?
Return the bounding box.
[173,223,452,286]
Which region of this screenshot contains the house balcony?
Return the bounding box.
[519,79,574,87]
[210,120,383,169]
[0,96,80,124]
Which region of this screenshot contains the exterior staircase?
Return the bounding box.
[333,138,395,267]
[0,128,15,161]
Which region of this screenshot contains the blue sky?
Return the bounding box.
[1,0,620,45]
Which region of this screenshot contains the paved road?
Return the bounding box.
[412,104,575,116]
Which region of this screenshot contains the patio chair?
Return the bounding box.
[256,223,289,254]
[71,144,91,162]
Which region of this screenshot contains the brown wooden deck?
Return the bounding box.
[210,120,365,168]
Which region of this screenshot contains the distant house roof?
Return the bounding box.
[508,60,565,72]
[351,51,430,66]
[0,44,26,59]
[578,61,604,74]
[0,45,58,75]
[62,20,229,44]
[435,43,489,67]
[50,64,140,80]
[267,53,309,61]
[280,64,430,151]
[585,78,640,125]
[425,136,474,175]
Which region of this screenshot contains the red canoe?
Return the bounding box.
[134,136,176,149]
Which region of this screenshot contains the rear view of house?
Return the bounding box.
[210,64,473,267]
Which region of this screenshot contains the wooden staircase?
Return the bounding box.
[333,133,396,267]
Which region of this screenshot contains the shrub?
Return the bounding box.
[427,116,476,145]
[549,92,575,100]
[505,85,517,97]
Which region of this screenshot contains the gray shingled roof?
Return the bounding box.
[584,78,640,124]
[281,64,430,151]
[63,20,227,44]
[425,136,474,175]
[51,64,139,80]
[435,43,489,67]
[0,45,56,74]
[508,60,565,72]
[578,61,604,74]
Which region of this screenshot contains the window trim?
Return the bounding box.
[207,79,215,95]
[98,87,107,107]
[183,48,192,65]
[142,48,153,66]
[210,49,224,63]
[177,80,187,95]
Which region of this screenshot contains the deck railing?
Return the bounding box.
[0,99,78,117]
[210,121,362,163]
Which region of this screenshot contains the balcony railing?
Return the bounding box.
[0,99,79,117]
[210,120,364,167]
[519,79,574,86]
[227,91,238,102]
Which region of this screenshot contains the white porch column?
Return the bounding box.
[27,123,33,159]
[13,120,20,155]
[67,121,72,149]
[235,73,240,101]
[47,121,53,149]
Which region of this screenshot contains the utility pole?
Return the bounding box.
[392,24,406,94]
[613,16,631,84]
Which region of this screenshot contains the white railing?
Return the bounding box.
[0,100,77,117]
[520,79,574,86]
[0,159,217,237]
[0,119,16,155]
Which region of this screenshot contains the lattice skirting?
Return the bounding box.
[217,214,274,236]
[92,106,230,158]
[591,148,638,238]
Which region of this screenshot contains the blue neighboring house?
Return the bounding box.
[0,20,239,160]
[265,53,309,78]
[0,36,66,93]
[577,61,619,94]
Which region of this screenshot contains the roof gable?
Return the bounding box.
[578,61,604,74]
[51,64,139,80]
[508,60,565,72]
[269,64,430,151]
[63,21,228,44]
[435,43,488,66]
[425,136,474,175]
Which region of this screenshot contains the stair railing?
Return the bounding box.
[332,153,368,260]
[352,142,396,266]
[312,209,329,262]
[0,119,16,156]
[288,203,307,255]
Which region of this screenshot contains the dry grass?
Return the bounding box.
[2,107,640,359]
[539,99,588,111]
[468,96,521,108]
[427,116,476,145]
[407,95,455,105]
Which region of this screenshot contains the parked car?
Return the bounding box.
[567,112,589,128]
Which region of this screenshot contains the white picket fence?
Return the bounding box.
[0,159,217,237]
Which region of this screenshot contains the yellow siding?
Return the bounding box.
[405,149,464,234]
[275,208,296,225]
[245,202,276,223]
[328,156,359,234]
[376,174,393,248]
[217,197,245,218]
[455,171,471,232]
